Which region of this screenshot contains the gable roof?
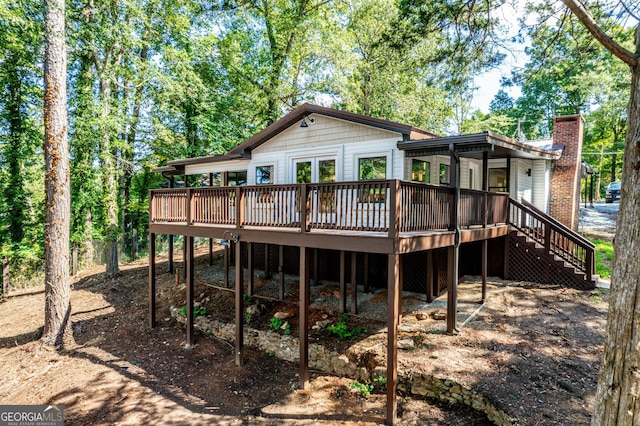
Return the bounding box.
[227,103,438,156]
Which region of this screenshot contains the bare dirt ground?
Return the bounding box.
[0,246,608,425]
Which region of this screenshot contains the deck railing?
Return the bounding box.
[398,182,452,232]
[149,180,508,237]
[508,198,595,282]
[150,188,188,222]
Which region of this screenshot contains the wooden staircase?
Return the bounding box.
[507,199,597,290]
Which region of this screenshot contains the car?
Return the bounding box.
[606,181,621,203]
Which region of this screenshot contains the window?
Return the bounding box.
[439,164,450,185]
[227,171,247,186]
[411,160,430,183]
[489,168,508,192]
[359,156,386,180]
[318,159,336,183]
[256,166,273,184]
[296,161,312,183]
[294,157,337,183]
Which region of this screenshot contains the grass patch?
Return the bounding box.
[591,238,614,279]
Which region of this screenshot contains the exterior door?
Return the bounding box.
[293,157,336,183]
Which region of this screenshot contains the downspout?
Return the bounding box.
[447,143,461,334]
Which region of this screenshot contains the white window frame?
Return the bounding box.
[353,150,392,181]
[287,149,340,183]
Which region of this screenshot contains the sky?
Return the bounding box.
[471,54,525,113]
[469,1,531,113]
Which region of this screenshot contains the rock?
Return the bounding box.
[398,338,415,349]
[416,312,429,321]
[246,304,260,315]
[411,384,429,396]
[373,366,387,379]
[274,311,294,320]
[432,311,446,320]
[358,367,370,382]
[312,319,331,330]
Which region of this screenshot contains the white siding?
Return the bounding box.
[515,159,533,203]
[185,159,250,176]
[253,114,402,155]
[531,160,551,213]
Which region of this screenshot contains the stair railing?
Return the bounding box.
[508,199,595,283]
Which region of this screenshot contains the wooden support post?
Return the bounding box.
[167,177,175,274]
[313,249,318,285]
[363,253,369,293]
[426,251,434,303]
[351,251,357,315]
[247,242,254,297]
[149,234,156,328]
[167,235,174,274]
[72,243,78,276]
[183,236,187,280]
[481,240,488,303]
[186,235,195,345]
[398,255,403,323]
[235,240,244,366]
[264,243,272,279]
[504,236,510,279]
[208,238,213,266]
[299,246,310,389]
[224,245,230,289]
[482,151,489,229]
[386,253,400,425]
[506,157,511,194]
[446,246,460,334]
[278,245,285,301]
[339,250,346,314]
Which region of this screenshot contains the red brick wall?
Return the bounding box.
[549,115,584,230]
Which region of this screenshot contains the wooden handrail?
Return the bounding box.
[149,181,510,236]
[508,198,595,282]
[515,199,595,249]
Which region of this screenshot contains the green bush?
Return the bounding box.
[326,315,365,340]
[178,305,207,318]
[270,316,291,334]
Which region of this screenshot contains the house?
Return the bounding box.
[148,103,594,425]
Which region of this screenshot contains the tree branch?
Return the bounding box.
[561,0,638,67]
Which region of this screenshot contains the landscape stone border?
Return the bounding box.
[171,307,517,425]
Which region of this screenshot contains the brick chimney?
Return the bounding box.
[548,115,584,230]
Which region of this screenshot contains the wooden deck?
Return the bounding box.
[149,179,510,253]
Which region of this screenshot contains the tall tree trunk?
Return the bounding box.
[5,55,27,246]
[43,0,74,348]
[611,152,618,182]
[592,46,640,426]
[99,77,120,277]
[82,209,95,269]
[120,48,146,255]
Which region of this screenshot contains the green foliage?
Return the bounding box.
[374,376,387,385]
[270,316,291,334]
[349,380,374,396]
[178,305,207,318]
[326,315,366,340]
